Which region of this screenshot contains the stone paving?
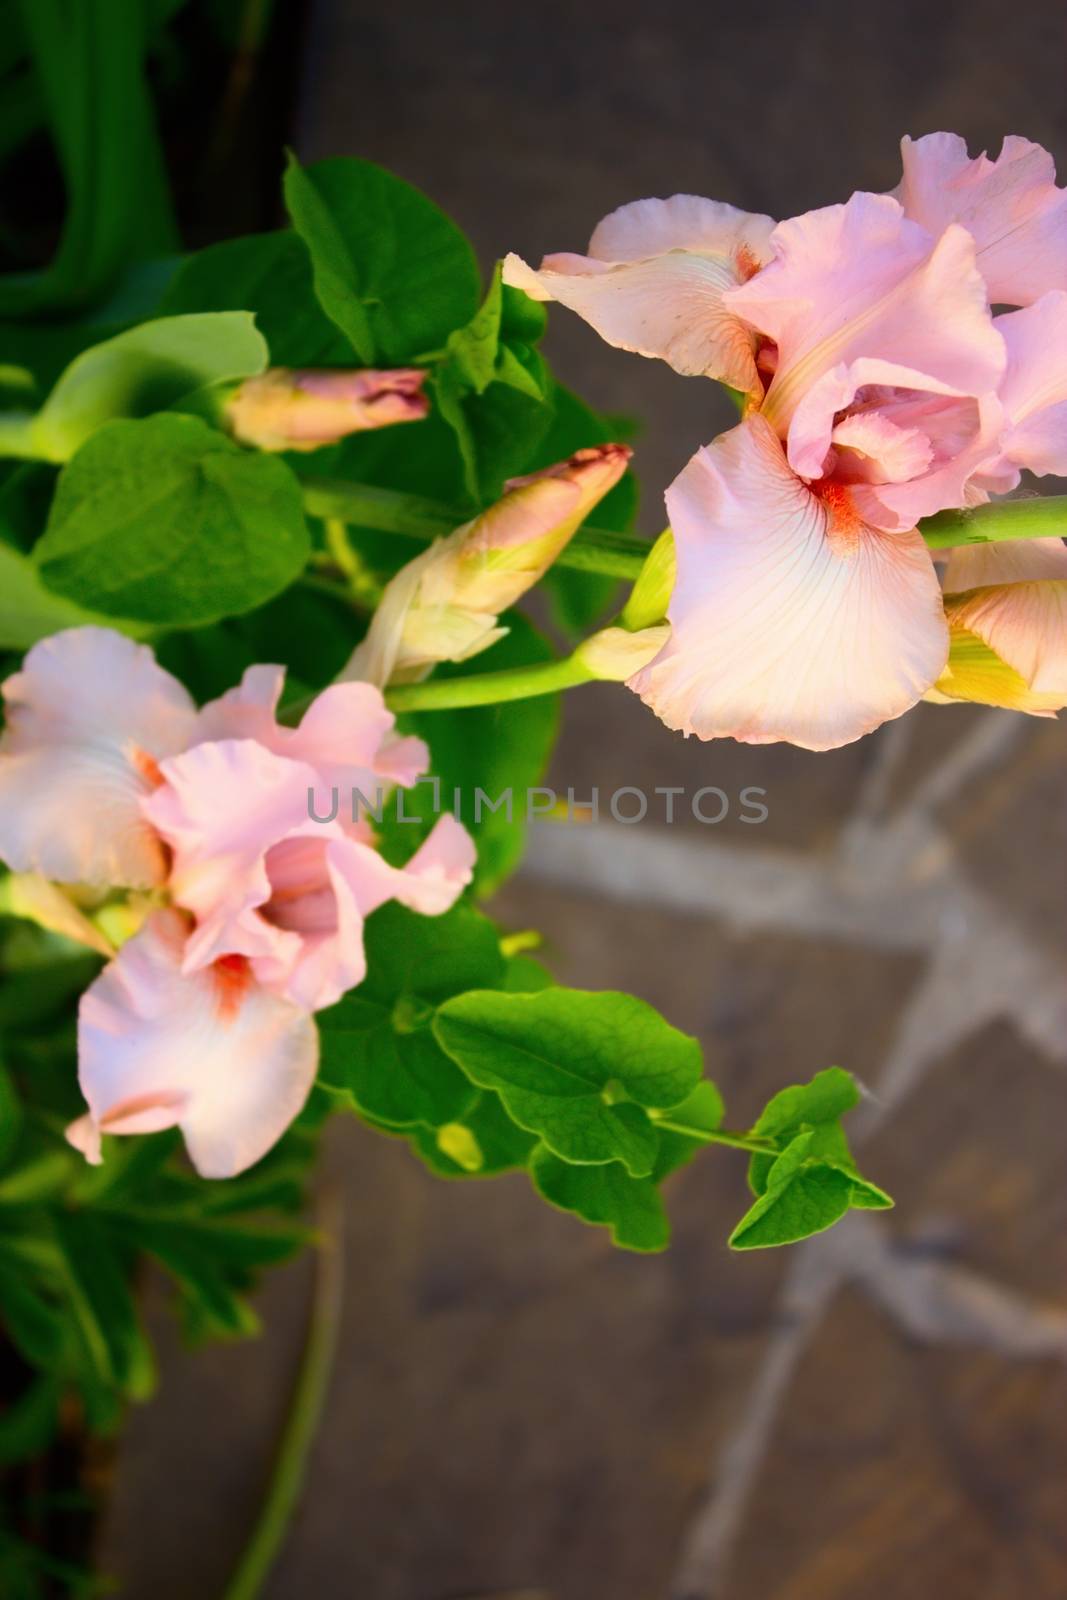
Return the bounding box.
[101,3,1067,1595]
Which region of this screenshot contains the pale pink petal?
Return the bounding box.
[628,416,949,749]
[288,682,429,793]
[262,814,474,1011]
[253,836,370,1011]
[988,294,1067,477]
[896,133,1067,305]
[830,410,934,482]
[391,813,477,915]
[786,357,1005,531]
[942,536,1067,592]
[197,667,428,791]
[503,196,776,394]
[725,195,1004,436]
[0,628,197,887]
[586,194,776,264]
[143,738,325,978]
[71,911,318,1178]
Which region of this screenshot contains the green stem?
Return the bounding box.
[920,496,1067,548]
[652,1121,777,1155]
[220,1187,343,1600]
[0,412,39,459]
[301,478,651,579]
[385,652,597,712]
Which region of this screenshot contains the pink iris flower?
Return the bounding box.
[0,628,474,1176]
[506,133,1067,748]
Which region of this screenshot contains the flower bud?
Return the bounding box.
[620,529,676,629]
[225,368,428,452]
[345,443,632,685]
[0,872,114,956]
[928,539,1067,714]
[576,623,671,680]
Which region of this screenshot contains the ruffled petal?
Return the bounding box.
[896,133,1067,305]
[0,628,197,887]
[942,536,1067,593]
[197,666,429,792]
[143,737,324,976]
[71,911,318,1178]
[503,195,776,394]
[988,293,1067,477]
[725,194,1005,436]
[586,194,776,264]
[628,416,949,749]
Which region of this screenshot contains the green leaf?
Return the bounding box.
[752,1065,860,1139]
[0,1058,23,1169]
[284,154,480,363]
[530,1144,670,1251]
[156,231,350,365]
[0,1257,64,1365]
[35,413,310,624]
[433,362,553,505]
[729,1132,854,1251]
[433,988,702,1177]
[317,903,504,1129]
[500,282,548,345]
[445,263,503,393]
[0,540,119,648]
[29,313,268,462]
[0,1374,60,1465]
[0,0,177,316]
[54,1212,154,1398]
[406,1090,538,1178]
[746,1067,885,1210]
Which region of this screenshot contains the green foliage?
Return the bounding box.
[0,541,106,649]
[35,413,310,624]
[731,1068,893,1250]
[157,231,351,366]
[318,902,501,1129]
[434,987,703,1175]
[0,0,176,316]
[29,313,267,462]
[284,153,481,364]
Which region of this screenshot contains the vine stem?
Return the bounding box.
[920,495,1067,548]
[220,1185,344,1600]
[384,652,598,711]
[652,1121,777,1156]
[301,478,652,579]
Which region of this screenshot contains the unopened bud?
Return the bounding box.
[0,872,114,956]
[225,367,428,452]
[576,624,670,681]
[344,443,632,685]
[620,529,676,629]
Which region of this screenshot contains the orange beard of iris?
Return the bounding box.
[734,243,762,283]
[814,480,864,555]
[213,953,253,1021]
